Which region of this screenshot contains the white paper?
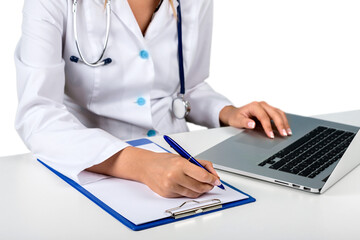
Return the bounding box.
[83,142,249,225]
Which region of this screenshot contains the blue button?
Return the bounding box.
[139,50,149,59]
[136,97,146,106]
[147,130,156,137]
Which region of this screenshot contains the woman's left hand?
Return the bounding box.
[219,101,292,139]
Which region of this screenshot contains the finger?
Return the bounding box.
[237,116,256,129]
[261,102,292,136]
[183,161,221,186]
[248,102,274,138]
[171,183,207,198]
[197,159,220,178]
[178,175,214,195]
[159,184,203,198]
[228,113,256,130]
[260,103,288,137]
[276,110,292,135]
[280,111,292,135]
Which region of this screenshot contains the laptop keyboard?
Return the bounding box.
[258,126,356,178]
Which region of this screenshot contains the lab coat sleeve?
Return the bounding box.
[184,0,233,129]
[14,0,130,184]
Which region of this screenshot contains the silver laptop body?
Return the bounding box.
[196,114,360,193]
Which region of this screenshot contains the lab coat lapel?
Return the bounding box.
[94,0,178,42]
[144,0,178,41]
[110,0,144,42]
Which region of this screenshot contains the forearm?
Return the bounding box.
[86,146,150,183]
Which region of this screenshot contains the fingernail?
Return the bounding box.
[282,129,288,136]
[269,131,275,139]
[215,179,221,186]
[248,121,255,129]
[287,128,293,135]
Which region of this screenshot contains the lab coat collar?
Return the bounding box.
[144,0,178,41]
[111,0,143,41]
[96,0,178,42]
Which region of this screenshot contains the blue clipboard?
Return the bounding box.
[38,138,256,231]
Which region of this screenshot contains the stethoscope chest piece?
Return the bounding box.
[172,94,191,119]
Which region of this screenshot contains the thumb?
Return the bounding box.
[244,118,256,129]
[230,115,256,129]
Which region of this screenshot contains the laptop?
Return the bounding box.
[196,114,360,193]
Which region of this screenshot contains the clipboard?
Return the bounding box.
[38,138,256,231]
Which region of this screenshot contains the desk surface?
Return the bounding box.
[2,110,360,240]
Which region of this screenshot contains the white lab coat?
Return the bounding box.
[15,0,232,184]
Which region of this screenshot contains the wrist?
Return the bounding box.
[110,146,153,183]
[219,105,236,126]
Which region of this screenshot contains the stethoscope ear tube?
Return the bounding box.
[72,0,112,67]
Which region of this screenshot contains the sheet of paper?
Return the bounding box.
[83,142,249,225]
[135,142,168,153]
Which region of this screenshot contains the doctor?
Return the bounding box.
[15,0,291,198]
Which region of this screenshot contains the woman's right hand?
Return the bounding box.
[141,151,222,198]
[87,146,221,198]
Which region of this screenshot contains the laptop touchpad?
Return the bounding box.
[232,129,286,150]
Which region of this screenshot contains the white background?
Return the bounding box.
[0,0,359,157]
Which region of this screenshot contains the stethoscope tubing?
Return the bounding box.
[71,0,190,118]
[72,0,112,67]
[176,0,185,95]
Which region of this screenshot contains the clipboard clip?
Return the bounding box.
[165,199,222,219]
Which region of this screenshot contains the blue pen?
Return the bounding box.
[163,135,225,190]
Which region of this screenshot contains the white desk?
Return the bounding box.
[2,110,360,240]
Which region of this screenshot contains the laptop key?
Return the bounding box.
[259,126,355,180]
[269,158,288,170]
[298,168,313,177]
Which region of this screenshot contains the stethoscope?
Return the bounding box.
[70,0,190,119]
